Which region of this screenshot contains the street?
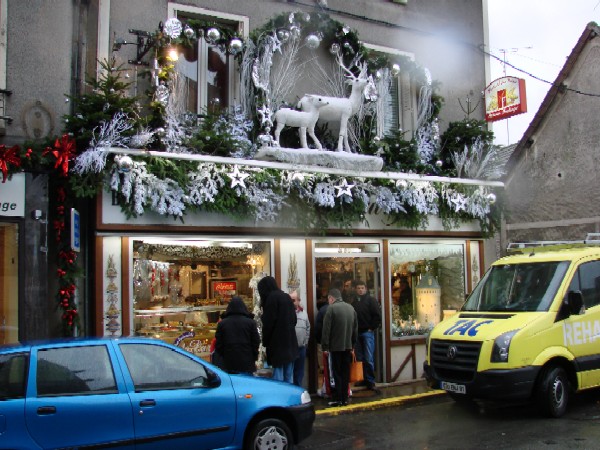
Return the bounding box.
[299,390,600,449]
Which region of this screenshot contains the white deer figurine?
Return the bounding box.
[298,55,369,152]
[273,96,328,149]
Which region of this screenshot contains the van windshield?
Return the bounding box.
[463,261,570,312]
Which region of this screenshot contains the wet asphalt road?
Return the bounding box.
[298,390,600,449]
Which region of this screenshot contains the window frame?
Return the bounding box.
[168,2,249,113]
[35,345,118,397]
[362,42,417,139]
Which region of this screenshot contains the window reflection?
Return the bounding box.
[389,243,465,338]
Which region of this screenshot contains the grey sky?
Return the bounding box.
[487,0,600,146]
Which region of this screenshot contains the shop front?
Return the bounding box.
[96,193,484,392]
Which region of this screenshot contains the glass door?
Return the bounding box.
[314,241,384,383]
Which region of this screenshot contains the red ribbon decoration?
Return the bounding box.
[43,134,76,177]
[0,145,21,182]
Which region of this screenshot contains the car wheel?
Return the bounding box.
[247,418,293,450]
[536,365,569,418]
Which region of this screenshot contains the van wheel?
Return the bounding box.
[536,366,569,418]
[246,418,293,450]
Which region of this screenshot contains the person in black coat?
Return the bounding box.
[214,296,260,374]
[258,276,298,383]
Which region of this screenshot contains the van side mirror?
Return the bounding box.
[567,291,584,316]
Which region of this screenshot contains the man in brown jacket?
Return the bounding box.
[321,288,358,407]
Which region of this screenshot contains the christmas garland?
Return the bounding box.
[0,11,505,334]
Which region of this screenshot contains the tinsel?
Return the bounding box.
[375,186,406,214]
[187,163,226,205]
[452,136,506,180]
[246,184,287,222]
[215,106,255,158]
[73,112,133,174]
[401,181,439,215]
[313,181,336,207]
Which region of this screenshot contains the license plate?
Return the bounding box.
[441,381,466,394]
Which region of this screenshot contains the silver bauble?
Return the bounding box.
[391,63,401,76]
[329,43,340,54]
[228,38,243,55]
[290,25,301,39]
[155,127,166,136]
[163,18,183,39]
[205,27,220,44]
[435,160,443,168]
[116,155,133,173]
[303,13,311,22]
[258,134,272,146]
[305,33,320,50]
[373,136,381,143]
[277,29,290,42]
[396,179,408,189]
[487,193,497,205]
[183,26,195,39]
[155,84,169,105]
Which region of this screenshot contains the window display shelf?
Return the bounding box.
[134,305,226,315]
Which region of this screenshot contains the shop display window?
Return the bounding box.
[389,242,465,339]
[131,238,270,360]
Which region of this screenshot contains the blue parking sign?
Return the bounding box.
[71,208,80,252]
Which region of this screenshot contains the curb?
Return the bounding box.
[315,389,446,416]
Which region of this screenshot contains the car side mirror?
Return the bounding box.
[206,368,222,388]
[567,290,584,315]
[557,290,584,321]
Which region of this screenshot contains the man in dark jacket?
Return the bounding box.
[215,296,260,374]
[258,276,298,383]
[321,288,357,407]
[352,280,382,393]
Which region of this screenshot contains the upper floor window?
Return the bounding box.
[364,43,417,139]
[168,3,248,114]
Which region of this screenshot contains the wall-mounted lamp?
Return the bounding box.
[166,45,179,62]
[112,29,155,66]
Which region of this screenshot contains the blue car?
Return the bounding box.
[0,337,315,449]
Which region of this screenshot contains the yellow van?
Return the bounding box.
[423,236,600,417]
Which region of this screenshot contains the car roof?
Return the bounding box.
[496,246,600,265]
[0,336,165,353]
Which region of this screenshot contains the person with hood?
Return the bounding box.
[214,296,260,374]
[257,276,298,383]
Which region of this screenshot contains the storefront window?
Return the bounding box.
[131,238,271,359]
[389,242,465,339]
[0,223,18,344]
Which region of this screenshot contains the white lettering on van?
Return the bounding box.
[563,320,600,346]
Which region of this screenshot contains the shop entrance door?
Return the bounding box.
[314,252,383,384]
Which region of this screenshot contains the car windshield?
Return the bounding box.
[462,261,570,312]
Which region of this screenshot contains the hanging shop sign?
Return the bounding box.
[0,173,25,217]
[485,76,527,122]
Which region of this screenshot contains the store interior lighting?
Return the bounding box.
[139,238,252,249]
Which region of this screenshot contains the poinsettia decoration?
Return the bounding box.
[0,144,22,182]
[43,134,77,177]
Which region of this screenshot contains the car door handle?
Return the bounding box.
[139,400,156,407]
[37,406,56,415]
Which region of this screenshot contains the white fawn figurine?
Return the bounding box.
[298,55,369,152]
[273,96,328,149]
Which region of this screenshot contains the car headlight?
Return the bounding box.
[491,330,518,363]
[301,390,312,404]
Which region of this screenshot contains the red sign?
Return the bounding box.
[484,76,527,122]
[211,281,236,300]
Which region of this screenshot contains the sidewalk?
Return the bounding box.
[312,378,446,416]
